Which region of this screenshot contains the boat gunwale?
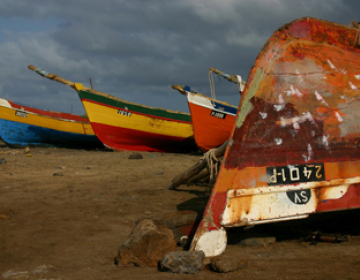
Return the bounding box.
[78,89,192,123]
[187,92,237,116]
[0,100,91,124]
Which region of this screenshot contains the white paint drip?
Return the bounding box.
[302,154,310,162]
[355,75,360,80]
[275,138,283,145]
[259,112,267,119]
[293,122,300,130]
[274,104,285,112]
[279,112,315,127]
[322,134,330,149]
[335,111,343,122]
[285,90,292,96]
[349,81,358,90]
[278,93,284,104]
[308,144,313,160]
[305,112,315,123]
[290,85,303,97]
[314,91,329,106]
[296,69,304,82]
[327,60,336,69]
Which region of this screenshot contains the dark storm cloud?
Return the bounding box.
[0,0,359,113]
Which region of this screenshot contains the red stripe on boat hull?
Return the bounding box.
[91,122,197,153]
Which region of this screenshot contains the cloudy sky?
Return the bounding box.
[0,0,359,115]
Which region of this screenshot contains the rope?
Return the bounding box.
[203,148,221,181]
[209,69,216,100]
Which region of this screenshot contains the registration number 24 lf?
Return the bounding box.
[267,163,325,186]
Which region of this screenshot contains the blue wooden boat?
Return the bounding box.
[0,97,103,148]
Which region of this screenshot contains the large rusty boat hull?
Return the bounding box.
[190,17,360,257]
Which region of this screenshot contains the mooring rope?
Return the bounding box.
[203,148,221,181]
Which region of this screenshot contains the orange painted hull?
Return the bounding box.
[186,92,237,152]
[190,17,360,257]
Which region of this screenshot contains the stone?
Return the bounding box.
[0,158,7,164]
[159,250,205,274]
[239,237,276,246]
[115,219,177,267]
[210,256,248,273]
[128,152,143,159]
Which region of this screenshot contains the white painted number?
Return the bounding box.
[303,166,312,179]
[290,167,300,181]
[316,165,323,179]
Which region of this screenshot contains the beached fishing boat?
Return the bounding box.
[28,65,197,153]
[187,17,360,257]
[172,68,244,152]
[0,97,103,148]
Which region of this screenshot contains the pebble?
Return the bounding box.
[128,152,143,159]
[0,158,7,164]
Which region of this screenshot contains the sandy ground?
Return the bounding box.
[1,141,360,280]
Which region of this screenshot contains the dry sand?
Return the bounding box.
[1,141,360,279]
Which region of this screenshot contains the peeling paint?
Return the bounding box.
[259,112,267,119]
[314,91,329,106]
[327,59,336,69]
[335,111,343,122]
[349,81,358,90]
[290,85,303,97]
[274,104,285,111]
[191,17,360,257]
[193,227,227,257]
